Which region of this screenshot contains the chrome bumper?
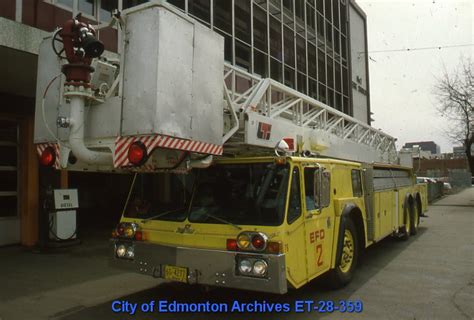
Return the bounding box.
[110,240,287,294]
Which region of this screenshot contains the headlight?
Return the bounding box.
[238,259,253,274]
[252,260,268,276]
[116,244,126,258]
[125,246,134,259]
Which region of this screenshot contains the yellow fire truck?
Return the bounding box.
[33,2,427,293]
[111,156,427,293]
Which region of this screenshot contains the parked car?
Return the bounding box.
[416,176,437,184]
[443,182,452,191]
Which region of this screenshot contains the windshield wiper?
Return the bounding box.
[141,208,185,223]
[201,212,242,230]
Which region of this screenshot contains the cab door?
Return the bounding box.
[302,164,334,279]
[284,165,308,287]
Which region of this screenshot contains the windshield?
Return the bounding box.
[123,162,290,226]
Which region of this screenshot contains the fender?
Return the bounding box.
[335,203,358,267]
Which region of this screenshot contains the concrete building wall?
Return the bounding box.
[349,1,370,124]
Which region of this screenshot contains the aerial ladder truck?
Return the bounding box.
[34,1,427,293]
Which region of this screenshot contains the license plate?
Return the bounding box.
[163,265,188,283]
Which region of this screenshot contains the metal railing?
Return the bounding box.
[223,63,398,163]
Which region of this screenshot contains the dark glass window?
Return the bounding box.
[324,0,332,22]
[318,50,325,82]
[271,58,283,82]
[167,0,185,10]
[254,50,268,77]
[305,167,331,209]
[123,0,148,9]
[308,43,317,77]
[235,41,251,71]
[352,169,363,197]
[253,4,267,52]
[306,3,315,30]
[296,35,306,72]
[287,167,301,224]
[100,0,118,21]
[57,0,74,8]
[284,66,295,89]
[284,26,294,67]
[295,0,305,19]
[297,72,307,94]
[0,120,18,218]
[189,0,210,24]
[270,16,282,59]
[235,0,251,44]
[78,0,94,16]
[214,0,232,33]
[309,78,318,99]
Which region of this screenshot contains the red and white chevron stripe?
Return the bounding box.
[36,143,60,169]
[114,134,223,168]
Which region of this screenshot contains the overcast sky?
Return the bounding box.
[357,0,473,153]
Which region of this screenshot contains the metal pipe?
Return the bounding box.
[189,155,213,169]
[69,96,113,165]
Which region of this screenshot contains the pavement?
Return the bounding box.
[0,187,473,320]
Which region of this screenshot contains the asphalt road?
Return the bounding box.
[60,187,474,320]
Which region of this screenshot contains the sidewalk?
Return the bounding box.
[0,229,162,320]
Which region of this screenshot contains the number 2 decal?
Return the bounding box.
[316,244,323,266]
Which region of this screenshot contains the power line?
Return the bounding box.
[359,43,474,54]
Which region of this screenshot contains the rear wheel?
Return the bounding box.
[328,218,359,288]
[399,203,411,240]
[410,201,419,235]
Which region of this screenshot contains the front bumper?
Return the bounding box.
[110,240,287,294]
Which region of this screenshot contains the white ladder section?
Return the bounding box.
[222,63,398,164]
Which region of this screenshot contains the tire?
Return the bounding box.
[399,202,411,241]
[410,201,419,235]
[327,218,359,288]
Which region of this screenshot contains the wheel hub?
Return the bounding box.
[339,229,354,273]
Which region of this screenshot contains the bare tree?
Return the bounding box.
[434,57,473,174]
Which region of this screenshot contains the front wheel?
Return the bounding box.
[327,218,359,288]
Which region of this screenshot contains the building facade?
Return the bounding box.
[0,0,371,246]
[403,141,441,156]
[166,0,371,122]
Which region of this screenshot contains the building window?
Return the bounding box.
[100,0,118,22]
[235,0,251,44]
[167,0,185,10]
[57,0,74,8]
[123,0,149,9]
[214,0,232,34]
[78,0,95,16]
[189,0,210,24]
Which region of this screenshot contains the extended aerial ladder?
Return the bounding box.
[34,1,398,173]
